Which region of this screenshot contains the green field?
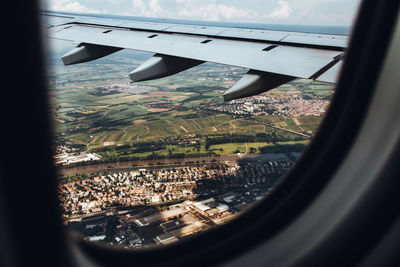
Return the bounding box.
[209,142,274,154]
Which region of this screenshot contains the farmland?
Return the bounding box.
[48,41,333,168]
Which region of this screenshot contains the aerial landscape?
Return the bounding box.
[48,40,334,248]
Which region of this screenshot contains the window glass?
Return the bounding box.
[43,0,361,248]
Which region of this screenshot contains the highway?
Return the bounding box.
[253,119,312,139]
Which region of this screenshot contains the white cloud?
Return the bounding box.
[177,4,259,22]
[269,1,292,19]
[178,4,219,21]
[131,0,167,17]
[149,0,162,14]
[107,0,123,4]
[175,1,293,22]
[45,0,359,26]
[50,0,106,14]
[132,0,147,14]
[217,5,252,20]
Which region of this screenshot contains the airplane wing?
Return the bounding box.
[42,11,348,101]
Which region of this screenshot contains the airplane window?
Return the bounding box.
[42,0,361,249]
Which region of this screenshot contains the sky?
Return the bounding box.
[42,0,361,26]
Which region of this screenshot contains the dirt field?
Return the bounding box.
[133,120,147,125]
[147,108,171,113]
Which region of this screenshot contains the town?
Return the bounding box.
[60,154,295,247]
[201,95,330,117]
[54,145,101,165]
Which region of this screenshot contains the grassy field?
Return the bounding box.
[209,142,274,154]
[95,140,305,162]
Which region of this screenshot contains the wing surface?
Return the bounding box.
[42,11,348,100]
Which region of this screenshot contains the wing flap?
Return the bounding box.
[281,34,348,49]
[315,61,344,83]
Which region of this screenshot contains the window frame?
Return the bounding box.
[1,0,400,266]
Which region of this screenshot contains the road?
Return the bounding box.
[121,127,128,142]
[253,120,312,139]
